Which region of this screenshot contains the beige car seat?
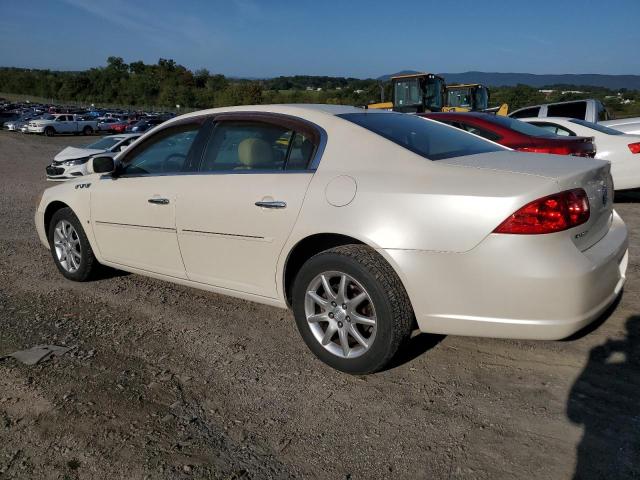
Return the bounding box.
[237,138,274,169]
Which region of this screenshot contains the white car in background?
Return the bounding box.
[600,117,640,135]
[521,117,640,190]
[45,133,141,181]
[35,105,628,374]
[27,114,98,136]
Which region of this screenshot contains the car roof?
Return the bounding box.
[176,104,377,122]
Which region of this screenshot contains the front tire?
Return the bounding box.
[292,245,413,374]
[44,127,55,137]
[48,208,99,281]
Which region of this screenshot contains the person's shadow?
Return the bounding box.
[568,315,640,479]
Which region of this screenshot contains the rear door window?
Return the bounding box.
[200,120,317,172]
[530,122,576,136]
[510,107,541,118]
[458,123,501,142]
[547,102,587,120]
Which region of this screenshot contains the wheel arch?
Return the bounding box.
[44,200,71,235]
[281,232,412,311]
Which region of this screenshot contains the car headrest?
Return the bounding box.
[238,138,273,168]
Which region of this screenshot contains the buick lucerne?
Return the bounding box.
[35,105,629,373]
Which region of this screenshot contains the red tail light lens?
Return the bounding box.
[628,142,640,154]
[494,189,590,234]
[517,146,573,155]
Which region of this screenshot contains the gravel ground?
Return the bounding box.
[0,131,638,480]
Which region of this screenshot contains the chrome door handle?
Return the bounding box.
[148,197,170,205]
[255,200,287,209]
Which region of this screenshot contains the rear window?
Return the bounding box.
[483,115,557,137]
[339,113,504,160]
[569,118,623,135]
[547,102,587,120]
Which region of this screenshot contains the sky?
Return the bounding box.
[1,0,639,78]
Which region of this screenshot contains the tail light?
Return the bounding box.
[494,189,590,234]
[628,142,640,154]
[516,144,595,157]
[516,146,573,155]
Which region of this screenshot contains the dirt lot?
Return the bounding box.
[0,131,638,480]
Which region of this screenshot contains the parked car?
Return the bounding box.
[34,105,628,374]
[27,114,98,136]
[599,117,640,135]
[509,99,611,123]
[45,133,141,181]
[3,113,36,131]
[0,111,20,128]
[108,120,131,134]
[520,117,640,190]
[97,117,123,132]
[421,112,596,157]
[126,118,165,133]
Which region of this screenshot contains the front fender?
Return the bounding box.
[36,177,98,251]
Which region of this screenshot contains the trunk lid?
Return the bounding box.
[441,151,613,251]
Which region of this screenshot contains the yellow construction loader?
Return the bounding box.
[367,73,445,113]
[442,83,509,115]
[368,76,508,115]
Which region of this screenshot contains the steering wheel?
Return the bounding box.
[163,153,187,172]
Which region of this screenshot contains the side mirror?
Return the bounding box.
[88,155,117,174]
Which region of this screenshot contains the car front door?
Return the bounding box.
[176,114,321,298]
[55,115,72,133]
[90,119,208,278]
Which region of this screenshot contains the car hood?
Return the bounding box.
[54,146,106,162]
[438,150,607,180]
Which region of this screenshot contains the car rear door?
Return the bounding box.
[90,118,208,278]
[175,113,322,298]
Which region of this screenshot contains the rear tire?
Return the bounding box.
[44,127,55,137]
[292,245,413,374]
[83,126,93,135]
[48,208,99,282]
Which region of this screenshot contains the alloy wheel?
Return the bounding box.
[53,220,82,273]
[304,271,377,359]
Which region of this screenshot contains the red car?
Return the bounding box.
[109,120,130,134]
[420,112,596,157]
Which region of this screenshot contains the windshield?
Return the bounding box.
[474,87,489,110]
[569,118,623,135]
[484,115,557,137]
[447,88,472,108]
[338,112,505,161]
[425,77,443,110]
[394,78,422,107]
[85,137,122,150]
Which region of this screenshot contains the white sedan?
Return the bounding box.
[46,134,141,181]
[34,105,628,374]
[600,117,640,135]
[520,117,640,190]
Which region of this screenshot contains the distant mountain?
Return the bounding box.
[378,71,640,90]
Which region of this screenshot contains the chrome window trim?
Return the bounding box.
[101,170,314,179]
[113,112,327,179]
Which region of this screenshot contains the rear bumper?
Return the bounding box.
[384,210,628,340]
